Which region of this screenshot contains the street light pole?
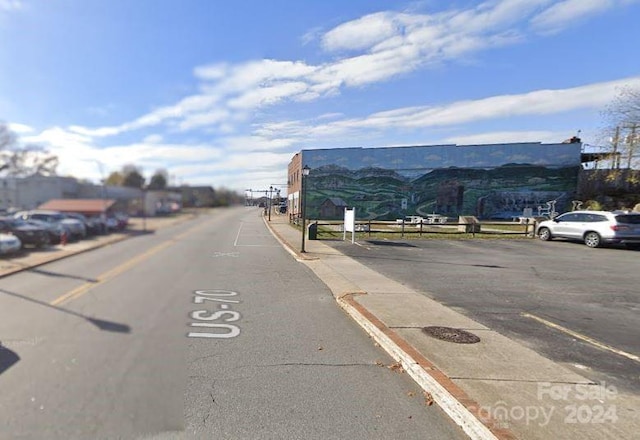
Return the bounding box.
[92,160,108,234]
[268,185,273,221]
[300,165,310,253]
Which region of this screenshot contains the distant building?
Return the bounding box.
[288,142,583,220]
[168,186,216,207]
[0,174,78,211]
[0,174,181,216]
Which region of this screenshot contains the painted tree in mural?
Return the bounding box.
[0,123,59,177]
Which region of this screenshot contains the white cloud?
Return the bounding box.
[531,0,618,33]
[14,1,639,192]
[0,0,22,12]
[348,75,640,129]
[65,0,635,142]
[142,134,163,144]
[7,122,33,134]
[322,12,403,52]
[22,124,294,190]
[444,130,569,145]
[253,75,640,141]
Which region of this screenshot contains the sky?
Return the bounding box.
[1,0,640,193]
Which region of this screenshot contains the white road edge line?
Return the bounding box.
[337,297,499,440]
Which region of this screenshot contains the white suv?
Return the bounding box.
[536,210,640,248]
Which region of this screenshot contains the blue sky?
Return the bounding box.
[1,0,639,192]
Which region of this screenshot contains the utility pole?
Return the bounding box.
[612,126,620,169]
[626,124,637,170]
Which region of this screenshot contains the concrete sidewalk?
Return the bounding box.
[0,212,197,279]
[265,212,639,440]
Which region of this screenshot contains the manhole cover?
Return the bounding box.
[422,326,481,344]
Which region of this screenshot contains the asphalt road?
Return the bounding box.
[0,207,466,440]
[326,236,640,394]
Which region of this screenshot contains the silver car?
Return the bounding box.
[14,210,87,240]
[0,233,21,255]
[536,210,640,248]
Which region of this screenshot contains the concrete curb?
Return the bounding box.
[338,294,516,440]
[263,217,517,440]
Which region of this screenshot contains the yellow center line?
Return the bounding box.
[50,220,210,306]
[521,312,640,363]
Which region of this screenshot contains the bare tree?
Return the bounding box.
[604,87,640,170]
[0,123,59,177]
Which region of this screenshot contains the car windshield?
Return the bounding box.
[9,219,28,227]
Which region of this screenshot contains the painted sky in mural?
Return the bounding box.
[302,143,582,177]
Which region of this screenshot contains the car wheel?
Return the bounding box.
[584,232,601,248]
[538,227,552,241]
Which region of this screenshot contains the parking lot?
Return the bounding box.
[326,236,640,394]
[0,212,196,277]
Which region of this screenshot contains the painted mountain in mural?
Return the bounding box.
[301,143,581,220]
[305,163,579,220]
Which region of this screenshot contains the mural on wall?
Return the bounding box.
[301,143,582,220]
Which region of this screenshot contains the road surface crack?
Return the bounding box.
[203,381,216,426]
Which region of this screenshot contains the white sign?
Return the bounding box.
[344,208,355,232]
[343,207,356,243]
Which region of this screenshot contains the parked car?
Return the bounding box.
[0,217,50,248]
[105,216,119,232]
[87,215,108,234]
[65,212,104,235]
[105,213,128,231]
[0,233,22,255]
[114,212,129,230]
[536,210,640,248]
[14,210,87,240]
[25,219,67,244]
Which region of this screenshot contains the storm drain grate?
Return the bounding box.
[422,326,481,344]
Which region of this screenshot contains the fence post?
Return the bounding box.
[419,220,423,237]
[401,218,405,238]
[368,219,371,238]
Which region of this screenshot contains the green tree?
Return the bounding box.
[148,169,168,190]
[105,171,124,186]
[122,168,145,188]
